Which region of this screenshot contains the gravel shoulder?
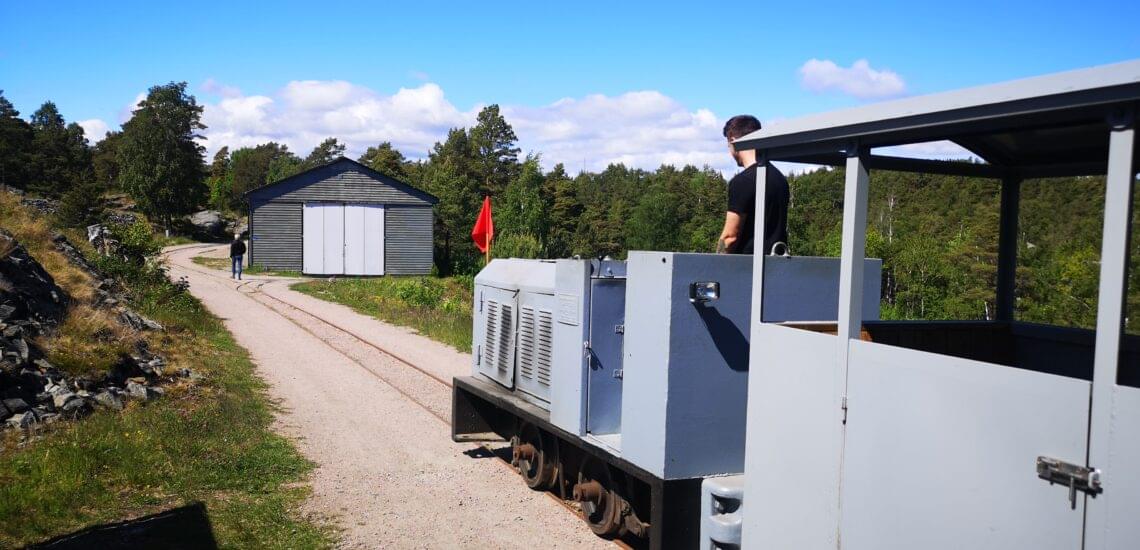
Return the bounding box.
[164,245,609,549]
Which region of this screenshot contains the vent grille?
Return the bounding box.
[536,309,553,386]
[483,300,514,375]
[483,300,500,370]
[519,307,537,381]
[495,303,513,373]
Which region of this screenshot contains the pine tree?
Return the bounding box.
[358,142,408,179]
[0,91,33,190]
[28,102,91,196]
[469,105,520,197]
[301,137,346,169]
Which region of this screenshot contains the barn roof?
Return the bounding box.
[244,156,439,204]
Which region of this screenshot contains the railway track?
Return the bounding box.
[167,248,630,548]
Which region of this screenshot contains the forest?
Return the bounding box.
[2,82,1135,331]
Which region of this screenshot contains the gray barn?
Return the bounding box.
[245,157,438,275]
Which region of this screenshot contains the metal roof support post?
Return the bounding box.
[996,176,1021,321]
[834,143,870,529]
[750,152,770,323]
[1086,108,1136,547]
[837,143,870,348]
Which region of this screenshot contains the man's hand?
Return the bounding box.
[718,211,743,254]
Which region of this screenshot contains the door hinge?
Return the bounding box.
[841,396,848,424]
[614,324,624,334]
[612,369,623,379]
[1037,456,1103,509]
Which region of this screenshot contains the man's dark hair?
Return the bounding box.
[723,115,762,140]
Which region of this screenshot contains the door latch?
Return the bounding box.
[1037,456,1102,509]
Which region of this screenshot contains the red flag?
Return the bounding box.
[471,196,494,253]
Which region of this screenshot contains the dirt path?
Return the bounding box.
[164,245,609,549]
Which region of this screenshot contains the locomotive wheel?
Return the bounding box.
[511,423,556,490]
[572,458,626,537]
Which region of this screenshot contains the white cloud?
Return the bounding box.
[201,78,242,98]
[117,92,147,123]
[503,91,731,173]
[77,119,110,144]
[799,59,906,99]
[197,79,741,174]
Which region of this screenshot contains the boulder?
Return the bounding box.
[188,210,226,240]
[93,390,124,411]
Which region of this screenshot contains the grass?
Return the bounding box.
[41,304,133,378]
[0,192,333,548]
[293,275,474,352]
[191,255,303,278]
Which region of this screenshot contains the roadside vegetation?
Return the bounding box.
[292,276,474,352]
[0,194,332,548]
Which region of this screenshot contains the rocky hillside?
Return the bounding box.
[0,230,193,432]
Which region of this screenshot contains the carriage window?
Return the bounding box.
[1016,177,1106,329]
[789,166,1003,321]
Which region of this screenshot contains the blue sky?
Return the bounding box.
[2,0,1138,173]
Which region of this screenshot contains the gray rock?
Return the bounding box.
[126,381,149,401]
[12,337,28,364]
[93,391,124,411]
[2,398,29,414]
[39,412,61,425]
[6,411,37,429]
[188,210,226,239]
[52,391,77,408]
[0,401,9,420]
[119,309,164,332]
[60,397,93,419]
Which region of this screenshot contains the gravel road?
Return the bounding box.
[165,245,610,549]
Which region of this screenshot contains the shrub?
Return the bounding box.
[493,232,543,259]
[392,278,444,308]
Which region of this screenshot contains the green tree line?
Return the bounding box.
[2,84,1134,330]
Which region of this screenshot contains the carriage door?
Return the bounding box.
[834,150,1088,549]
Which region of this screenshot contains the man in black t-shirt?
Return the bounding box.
[717,115,789,255]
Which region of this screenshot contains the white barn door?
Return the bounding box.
[304,203,383,276]
[344,204,385,275]
[321,204,344,275]
[302,203,328,274]
[363,205,385,275]
[344,205,366,275]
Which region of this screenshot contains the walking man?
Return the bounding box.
[718,115,790,255]
[229,233,246,280]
